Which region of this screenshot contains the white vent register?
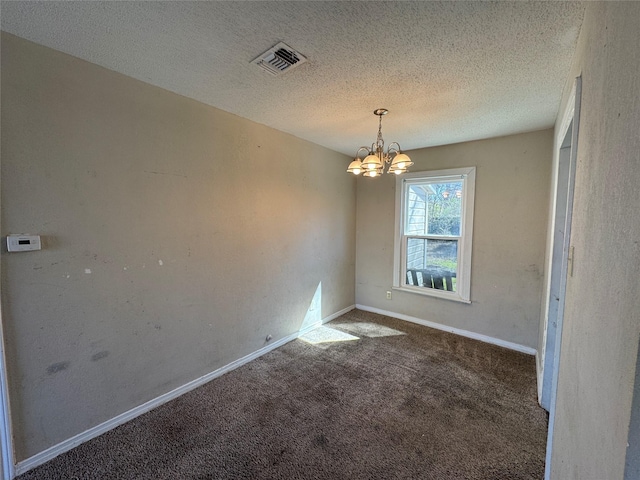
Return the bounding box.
[251,42,307,76]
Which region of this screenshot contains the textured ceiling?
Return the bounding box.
[1,1,585,155]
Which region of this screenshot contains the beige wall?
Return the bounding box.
[549,3,640,479]
[355,130,552,349]
[0,33,356,461]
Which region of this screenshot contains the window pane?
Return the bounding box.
[405,181,463,236]
[426,181,463,236]
[406,238,458,291]
[405,184,429,235]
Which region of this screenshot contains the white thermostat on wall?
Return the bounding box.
[6,234,41,252]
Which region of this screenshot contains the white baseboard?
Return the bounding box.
[355,304,537,356]
[318,304,356,326]
[14,304,355,477]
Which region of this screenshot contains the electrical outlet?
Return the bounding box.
[386,291,392,300]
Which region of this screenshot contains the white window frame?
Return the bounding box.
[393,167,476,303]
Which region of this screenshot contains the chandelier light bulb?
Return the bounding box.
[347,158,363,175]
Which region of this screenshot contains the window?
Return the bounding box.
[393,167,476,303]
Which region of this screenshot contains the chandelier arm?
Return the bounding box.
[355,146,371,159]
[387,142,402,153]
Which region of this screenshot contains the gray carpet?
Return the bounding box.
[17,309,548,479]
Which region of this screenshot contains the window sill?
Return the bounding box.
[392,285,471,304]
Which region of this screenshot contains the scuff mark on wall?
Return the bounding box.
[90,351,110,362]
[46,362,70,375]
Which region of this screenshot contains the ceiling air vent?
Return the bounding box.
[251,42,307,76]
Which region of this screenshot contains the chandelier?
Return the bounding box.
[347,109,413,177]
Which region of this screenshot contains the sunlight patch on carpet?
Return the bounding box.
[299,326,360,345]
[330,322,406,338]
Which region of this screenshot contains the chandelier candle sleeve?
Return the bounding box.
[347,109,413,177]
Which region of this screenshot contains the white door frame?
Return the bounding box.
[0,309,15,480]
[0,216,16,478]
[0,302,14,480]
[539,76,579,410]
[543,75,582,479]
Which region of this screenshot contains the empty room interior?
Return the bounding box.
[1,1,639,479]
